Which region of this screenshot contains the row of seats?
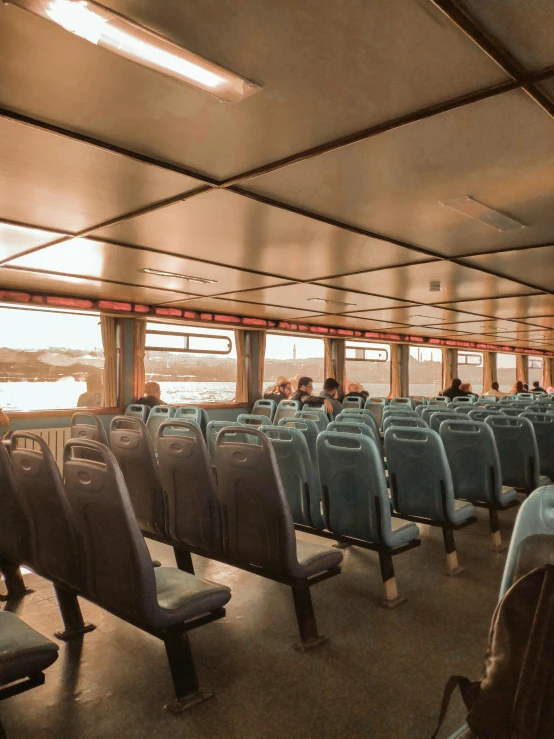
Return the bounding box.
[0,434,231,711]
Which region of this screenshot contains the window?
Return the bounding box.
[528,356,544,387]
[144,323,237,404]
[409,347,442,397]
[497,353,516,393]
[0,306,105,412]
[345,341,390,397]
[457,351,483,394]
[264,334,324,394]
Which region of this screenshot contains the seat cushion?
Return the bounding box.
[538,475,552,488]
[0,611,59,686]
[450,499,477,525]
[387,518,420,548]
[499,486,518,506]
[153,567,231,629]
[292,539,343,579]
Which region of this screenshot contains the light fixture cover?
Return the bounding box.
[307,297,357,307]
[7,0,261,102]
[140,268,217,284]
[440,196,525,232]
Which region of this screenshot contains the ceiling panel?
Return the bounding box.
[514,314,554,329]
[461,245,554,292]
[0,268,187,304]
[279,313,409,330]
[436,294,554,320]
[159,296,318,321]
[91,189,431,281]
[7,238,288,296]
[217,283,412,314]
[339,305,485,325]
[0,0,507,180]
[0,222,63,262]
[0,117,201,233]
[460,0,554,71]
[438,318,525,333]
[244,90,554,257]
[317,261,538,304]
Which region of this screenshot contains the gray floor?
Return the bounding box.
[0,506,517,738]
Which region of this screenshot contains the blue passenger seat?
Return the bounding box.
[237,413,270,427]
[70,412,109,446]
[294,409,328,432]
[520,411,554,480]
[125,404,150,423]
[274,400,301,426]
[278,417,320,464]
[146,406,176,452]
[175,407,209,437]
[252,398,277,421]
[206,420,245,465]
[342,395,364,410]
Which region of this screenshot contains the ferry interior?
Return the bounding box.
[1,1,554,737]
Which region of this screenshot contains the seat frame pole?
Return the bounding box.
[488,508,506,552]
[173,547,195,575]
[163,630,214,713]
[378,551,406,609]
[442,527,464,576]
[291,581,327,652]
[53,586,96,640]
[0,561,31,601]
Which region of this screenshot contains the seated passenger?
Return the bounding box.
[77,373,103,407]
[319,378,343,419]
[263,375,287,396]
[487,381,506,398]
[345,382,369,401]
[136,381,165,409]
[510,380,525,394]
[440,378,468,401]
[263,380,292,402]
[523,383,529,391]
[291,376,333,413]
[531,380,546,393]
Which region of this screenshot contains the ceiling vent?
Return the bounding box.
[440,196,525,232]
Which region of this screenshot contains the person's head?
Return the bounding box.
[275,375,287,385]
[86,373,102,393]
[460,382,471,393]
[533,380,541,388]
[144,381,161,399]
[491,381,499,391]
[323,377,340,398]
[514,380,524,393]
[451,378,462,389]
[523,383,529,391]
[297,376,313,394]
[348,382,359,393]
[277,381,292,398]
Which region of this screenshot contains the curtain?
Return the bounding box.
[441,348,458,392]
[482,352,497,393]
[234,329,249,403]
[134,320,146,400]
[256,330,266,400]
[100,315,118,407]
[543,358,553,390]
[390,344,409,398]
[324,338,347,393]
[516,354,529,384]
[324,337,334,380]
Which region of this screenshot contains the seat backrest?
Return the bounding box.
[317,432,394,545]
[125,403,150,423]
[367,397,387,406]
[328,419,379,445]
[429,411,461,433]
[146,405,175,452]
[70,412,109,446]
[206,421,245,464]
[499,394,517,402]
[0,442,29,564]
[260,425,324,529]
[214,427,301,575]
[382,416,428,432]
[411,396,428,408]
[384,426,457,522]
[517,393,535,401]
[468,408,506,422]
[383,407,418,419]
[453,404,474,415]
[174,406,209,436]
[273,400,301,426]
[390,397,414,409]
[342,395,364,410]
[10,432,81,589]
[294,409,328,432]
[429,396,448,405]
[499,407,525,417]
[252,399,277,420]
[63,439,162,624]
[341,407,378,424]
[485,415,540,492]
[278,417,319,462]
[109,416,165,536]
[421,405,450,424]
[451,396,473,404]
[365,401,385,426]
[335,411,382,452]
[520,412,554,479]
[157,420,222,552]
[478,395,498,403]
[529,402,553,412]
[237,413,270,427]
[439,419,503,505]
[500,485,554,597]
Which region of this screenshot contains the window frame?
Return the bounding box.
[344,339,392,397]
[408,345,443,397]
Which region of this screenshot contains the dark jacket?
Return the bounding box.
[440,387,468,401]
[291,390,323,407]
[263,390,288,402]
[136,395,165,409]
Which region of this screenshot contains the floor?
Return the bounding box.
[0,506,517,739]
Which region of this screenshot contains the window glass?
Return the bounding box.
[409,347,442,397]
[345,341,390,397]
[144,323,237,404]
[264,334,324,394]
[497,353,516,393]
[0,307,105,411]
[528,356,544,388]
[457,351,483,394]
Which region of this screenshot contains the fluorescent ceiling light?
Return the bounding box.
[8,0,261,102]
[307,297,357,308]
[140,268,217,284]
[440,196,525,232]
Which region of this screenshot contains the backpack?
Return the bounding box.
[432,565,554,738]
